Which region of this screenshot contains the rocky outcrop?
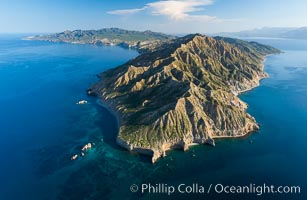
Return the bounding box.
[71,154,78,161]
[71,143,93,161]
[81,143,92,151]
[90,34,281,163]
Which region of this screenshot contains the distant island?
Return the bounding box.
[216,27,307,40]
[29,29,281,163]
[26,28,175,53]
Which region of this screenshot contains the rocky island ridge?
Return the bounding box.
[88,33,281,163]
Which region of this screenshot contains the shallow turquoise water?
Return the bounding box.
[0,36,306,200]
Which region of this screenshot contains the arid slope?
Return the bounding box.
[91,34,281,162]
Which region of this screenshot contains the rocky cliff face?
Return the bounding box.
[91,34,281,163]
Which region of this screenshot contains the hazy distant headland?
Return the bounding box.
[216,27,307,40]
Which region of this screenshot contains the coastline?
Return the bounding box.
[91,52,274,163]
[95,99,121,128]
[95,98,216,163]
[95,98,161,162]
[213,55,277,140]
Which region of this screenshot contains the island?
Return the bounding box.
[26,28,175,53]
[29,29,281,163]
[89,33,281,163]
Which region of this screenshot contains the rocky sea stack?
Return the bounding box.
[90,34,281,163]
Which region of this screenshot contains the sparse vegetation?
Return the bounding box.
[91,33,281,158]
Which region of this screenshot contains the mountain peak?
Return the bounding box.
[91,34,281,163]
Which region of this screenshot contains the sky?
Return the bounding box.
[1,0,307,34]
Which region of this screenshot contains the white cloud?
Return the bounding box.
[107,7,147,15]
[107,0,218,22]
[148,0,213,20]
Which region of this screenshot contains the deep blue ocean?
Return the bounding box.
[0,35,306,200]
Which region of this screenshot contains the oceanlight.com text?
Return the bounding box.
[129,183,301,196]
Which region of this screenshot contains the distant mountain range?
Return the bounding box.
[216,27,307,40]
